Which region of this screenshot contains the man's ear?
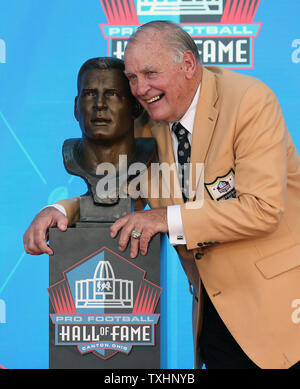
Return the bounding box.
[132,99,144,120]
[182,50,197,80]
[74,97,79,121]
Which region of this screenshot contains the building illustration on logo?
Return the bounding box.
[217,180,230,193]
[48,247,161,360]
[75,260,133,309]
[137,0,223,16]
[99,0,262,68]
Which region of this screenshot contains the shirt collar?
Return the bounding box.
[169,83,201,135]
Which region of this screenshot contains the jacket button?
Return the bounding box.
[197,243,203,247]
[195,252,203,260]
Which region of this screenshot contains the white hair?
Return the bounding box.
[126,20,201,64]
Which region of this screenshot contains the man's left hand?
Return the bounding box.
[110,208,168,258]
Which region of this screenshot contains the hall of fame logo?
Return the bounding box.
[99,0,262,68]
[48,247,161,360]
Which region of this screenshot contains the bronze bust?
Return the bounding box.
[63,57,156,222]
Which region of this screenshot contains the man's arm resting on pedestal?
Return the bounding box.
[23,197,80,255]
[54,197,80,226]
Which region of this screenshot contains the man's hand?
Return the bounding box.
[23,207,68,255]
[110,208,168,258]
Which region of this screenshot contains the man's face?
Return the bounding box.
[75,68,134,143]
[124,32,192,122]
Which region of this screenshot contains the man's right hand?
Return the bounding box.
[23,207,68,255]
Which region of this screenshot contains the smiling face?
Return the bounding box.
[75,68,135,143]
[124,30,197,123]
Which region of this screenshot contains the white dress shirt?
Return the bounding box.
[167,83,201,245]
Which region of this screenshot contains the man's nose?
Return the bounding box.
[135,77,150,97]
[94,94,107,109]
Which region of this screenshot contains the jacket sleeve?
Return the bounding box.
[181,82,289,250]
[56,197,80,226]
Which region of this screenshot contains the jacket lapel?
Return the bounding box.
[190,67,219,199]
[150,121,184,206]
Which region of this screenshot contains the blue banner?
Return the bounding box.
[0,0,300,369]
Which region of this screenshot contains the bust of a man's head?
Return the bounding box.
[63,57,155,213]
[74,57,141,147]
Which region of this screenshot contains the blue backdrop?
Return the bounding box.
[0,0,299,369]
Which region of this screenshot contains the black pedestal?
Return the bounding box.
[48,225,161,369]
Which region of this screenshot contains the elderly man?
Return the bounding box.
[24,21,300,369]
